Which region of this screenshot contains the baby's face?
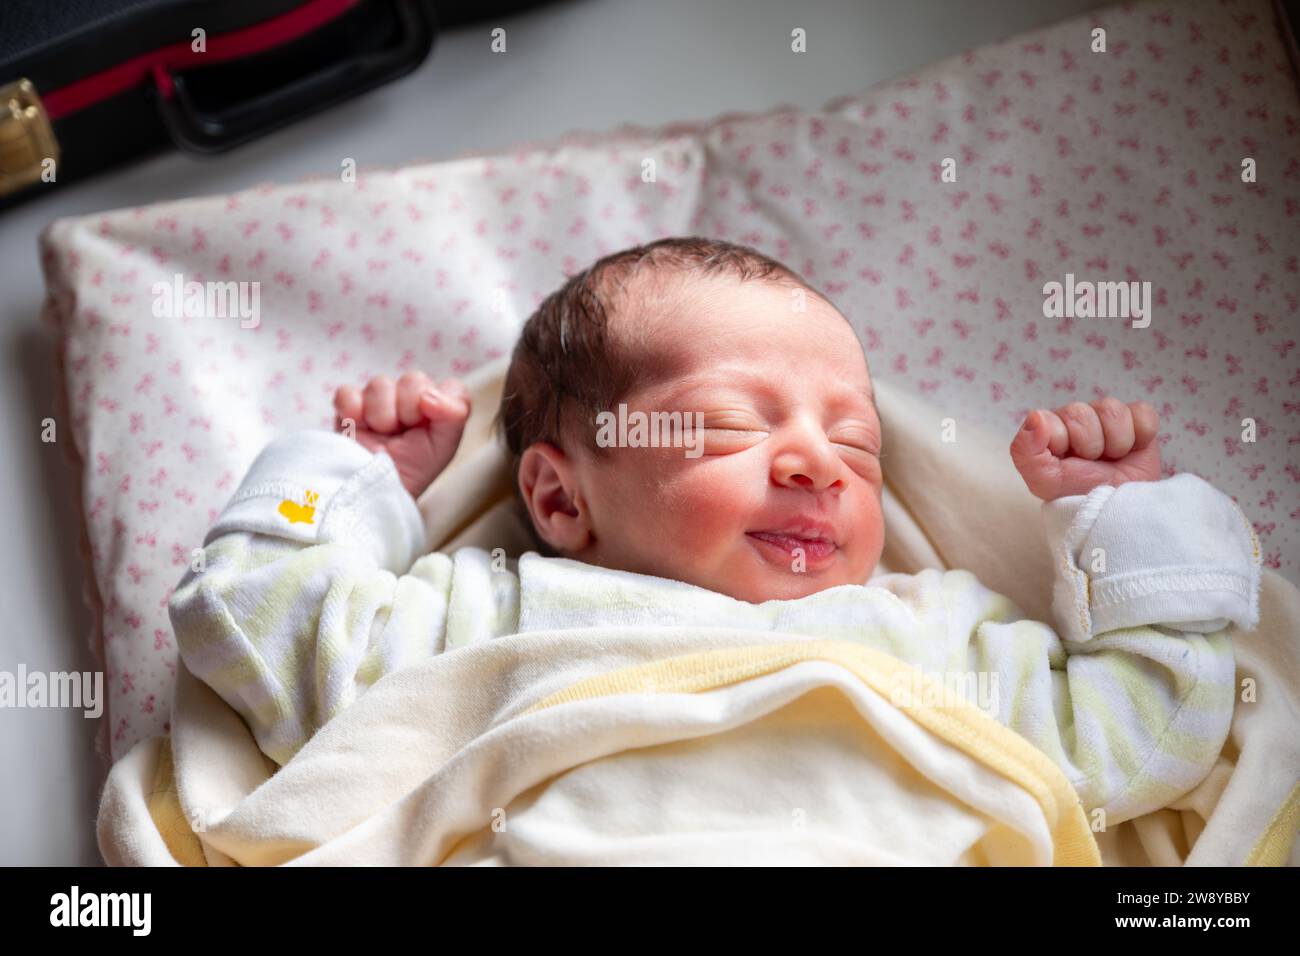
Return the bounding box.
[569,276,884,602]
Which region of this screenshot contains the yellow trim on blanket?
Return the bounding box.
[525,639,1101,866]
[146,737,209,867]
[1244,782,1300,866]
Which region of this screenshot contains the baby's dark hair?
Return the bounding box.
[492,236,846,539]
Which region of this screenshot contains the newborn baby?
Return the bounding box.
[171,237,1261,827]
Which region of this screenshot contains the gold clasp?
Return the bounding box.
[0,79,59,197]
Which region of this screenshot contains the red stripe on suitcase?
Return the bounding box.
[42,0,364,120]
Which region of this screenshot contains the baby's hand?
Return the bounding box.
[1010,398,1160,501]
[333,372,472,499]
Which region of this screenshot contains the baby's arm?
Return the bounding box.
[962,397,1258,823]
[168,374,498,766]
[945,473,1255,825]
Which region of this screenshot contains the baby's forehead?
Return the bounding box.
[600,269,874,421]
[618,269,849,348]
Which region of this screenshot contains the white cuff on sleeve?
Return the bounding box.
[1042,473,1261,643]
[206,429,428,573]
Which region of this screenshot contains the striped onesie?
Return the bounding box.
[169,429,1261,824]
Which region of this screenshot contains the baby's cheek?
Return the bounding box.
[846,490,886,575]
[646,458,756,550]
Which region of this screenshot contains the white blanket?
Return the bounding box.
[103,630,1103,866]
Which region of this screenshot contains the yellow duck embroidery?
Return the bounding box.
[278,490,319,525]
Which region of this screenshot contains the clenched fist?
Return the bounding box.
[1010,398,1161,501]
[333,372,472,499]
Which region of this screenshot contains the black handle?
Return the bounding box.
[155,0,436,154]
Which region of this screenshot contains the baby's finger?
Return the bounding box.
[1129,401,1160,450]
[1091,397,1134,459]
[396,371,435,427]
[420,377,471,418]
[362,375,399,434]
[333,385,363,428]
[418,387,470,421]
[1010,410,1052,464]
[436,378,471,405]
[1057,401,1104,459]
[1038,408,1070,457]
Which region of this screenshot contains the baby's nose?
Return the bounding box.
[774,457,843,494]
[782,472,843,493]
[772,420,843,492]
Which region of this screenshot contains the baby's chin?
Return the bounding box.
[690,553,876,604]
[580,537,879,603]
[718,571,864,604]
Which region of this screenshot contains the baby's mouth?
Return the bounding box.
[746,529,838,564]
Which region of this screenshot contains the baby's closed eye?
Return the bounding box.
[698,419,770,454]
[828,426,880,454]
[693,417,882,462]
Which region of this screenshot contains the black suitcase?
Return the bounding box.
[0,0,539,210]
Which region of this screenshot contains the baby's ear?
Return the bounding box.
[517,442,589,552]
